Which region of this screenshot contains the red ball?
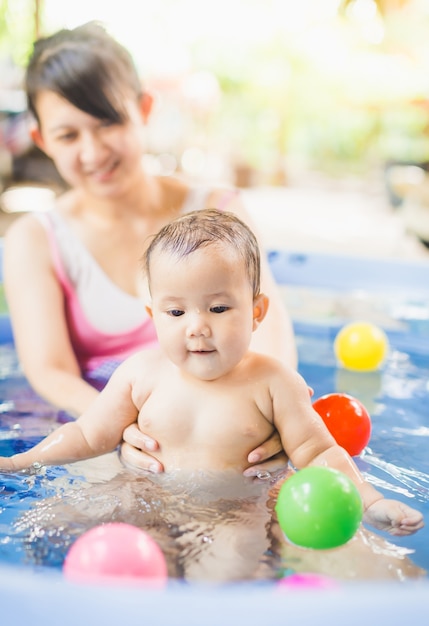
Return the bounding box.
[63,523,168,587]
[312,393,371,456]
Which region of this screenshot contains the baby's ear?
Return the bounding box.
[252,294,269,331]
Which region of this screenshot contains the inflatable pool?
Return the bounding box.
[1,242,429,625]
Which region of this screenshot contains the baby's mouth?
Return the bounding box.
[189,349,215,355]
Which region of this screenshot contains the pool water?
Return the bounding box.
[282,281,429,576]
[0,278,428,584]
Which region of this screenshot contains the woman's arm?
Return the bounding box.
[3,215,99,416]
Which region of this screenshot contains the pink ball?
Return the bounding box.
[277,573,338,590]
[63,523,168,587]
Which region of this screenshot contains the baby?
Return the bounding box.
[0,208,423,538]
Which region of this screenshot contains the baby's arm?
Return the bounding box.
[0,356,142,472]
[0,420,102,471]
[271,365,423,536]
[305,442,423,535]
[363,499,424,536]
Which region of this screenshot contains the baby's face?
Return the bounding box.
[147,244,258,380]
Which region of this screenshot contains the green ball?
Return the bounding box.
[275,467,363,550]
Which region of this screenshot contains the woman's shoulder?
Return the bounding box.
[3,212,47,248]
[207,184,238,201]
[3,188,77,242]
[157,176,188,209]
[2,213,55,283]
[153,177,248,227]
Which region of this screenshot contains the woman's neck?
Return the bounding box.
[72,174,160,220]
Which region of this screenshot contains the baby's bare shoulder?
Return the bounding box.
[123,348,164,372]
[111,348,164,384]
[247,352,309,398]
[247,351,297,379]
[114,349,165,404]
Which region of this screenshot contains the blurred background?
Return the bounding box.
[2,0,429,257]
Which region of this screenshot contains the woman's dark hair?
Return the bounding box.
[25,21,143,125]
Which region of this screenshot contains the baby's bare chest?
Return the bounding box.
[137,382,273,451]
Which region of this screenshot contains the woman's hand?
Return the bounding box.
[243,430,289,479]
[121,424,289,478]
[120,384,315,477]
[243,386,314,479]
[120,423,164,473]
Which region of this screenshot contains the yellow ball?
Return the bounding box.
[334,322,388,372]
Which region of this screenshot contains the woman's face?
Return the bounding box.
[32,90,148,198]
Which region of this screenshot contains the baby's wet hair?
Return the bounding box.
[25,21,143,124]
[144,208,261,298]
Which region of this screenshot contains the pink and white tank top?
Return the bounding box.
[35,186,230,378]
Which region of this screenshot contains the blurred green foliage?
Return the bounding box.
[188,3,429,176]
[0,0,40,66]
[2,1,429,178]
[0,284,8,314]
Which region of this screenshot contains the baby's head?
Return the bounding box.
[143,209,268,380]
[25,21,142,125]
[144,208,261,299]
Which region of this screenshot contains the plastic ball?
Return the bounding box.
[334,322,388,372]
[277,572,338,590]
[63,522,168,587]
[312,392,371,456]
[275,467,363,550]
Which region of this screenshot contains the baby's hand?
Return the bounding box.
[364,499,424,536]
[0,456,16,472]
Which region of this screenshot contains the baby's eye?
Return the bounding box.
[210,306,229,314]
[168,309,184,317]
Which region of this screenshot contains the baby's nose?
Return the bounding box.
[186,313,211,337]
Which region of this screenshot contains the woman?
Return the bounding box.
[3,22,297,475]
